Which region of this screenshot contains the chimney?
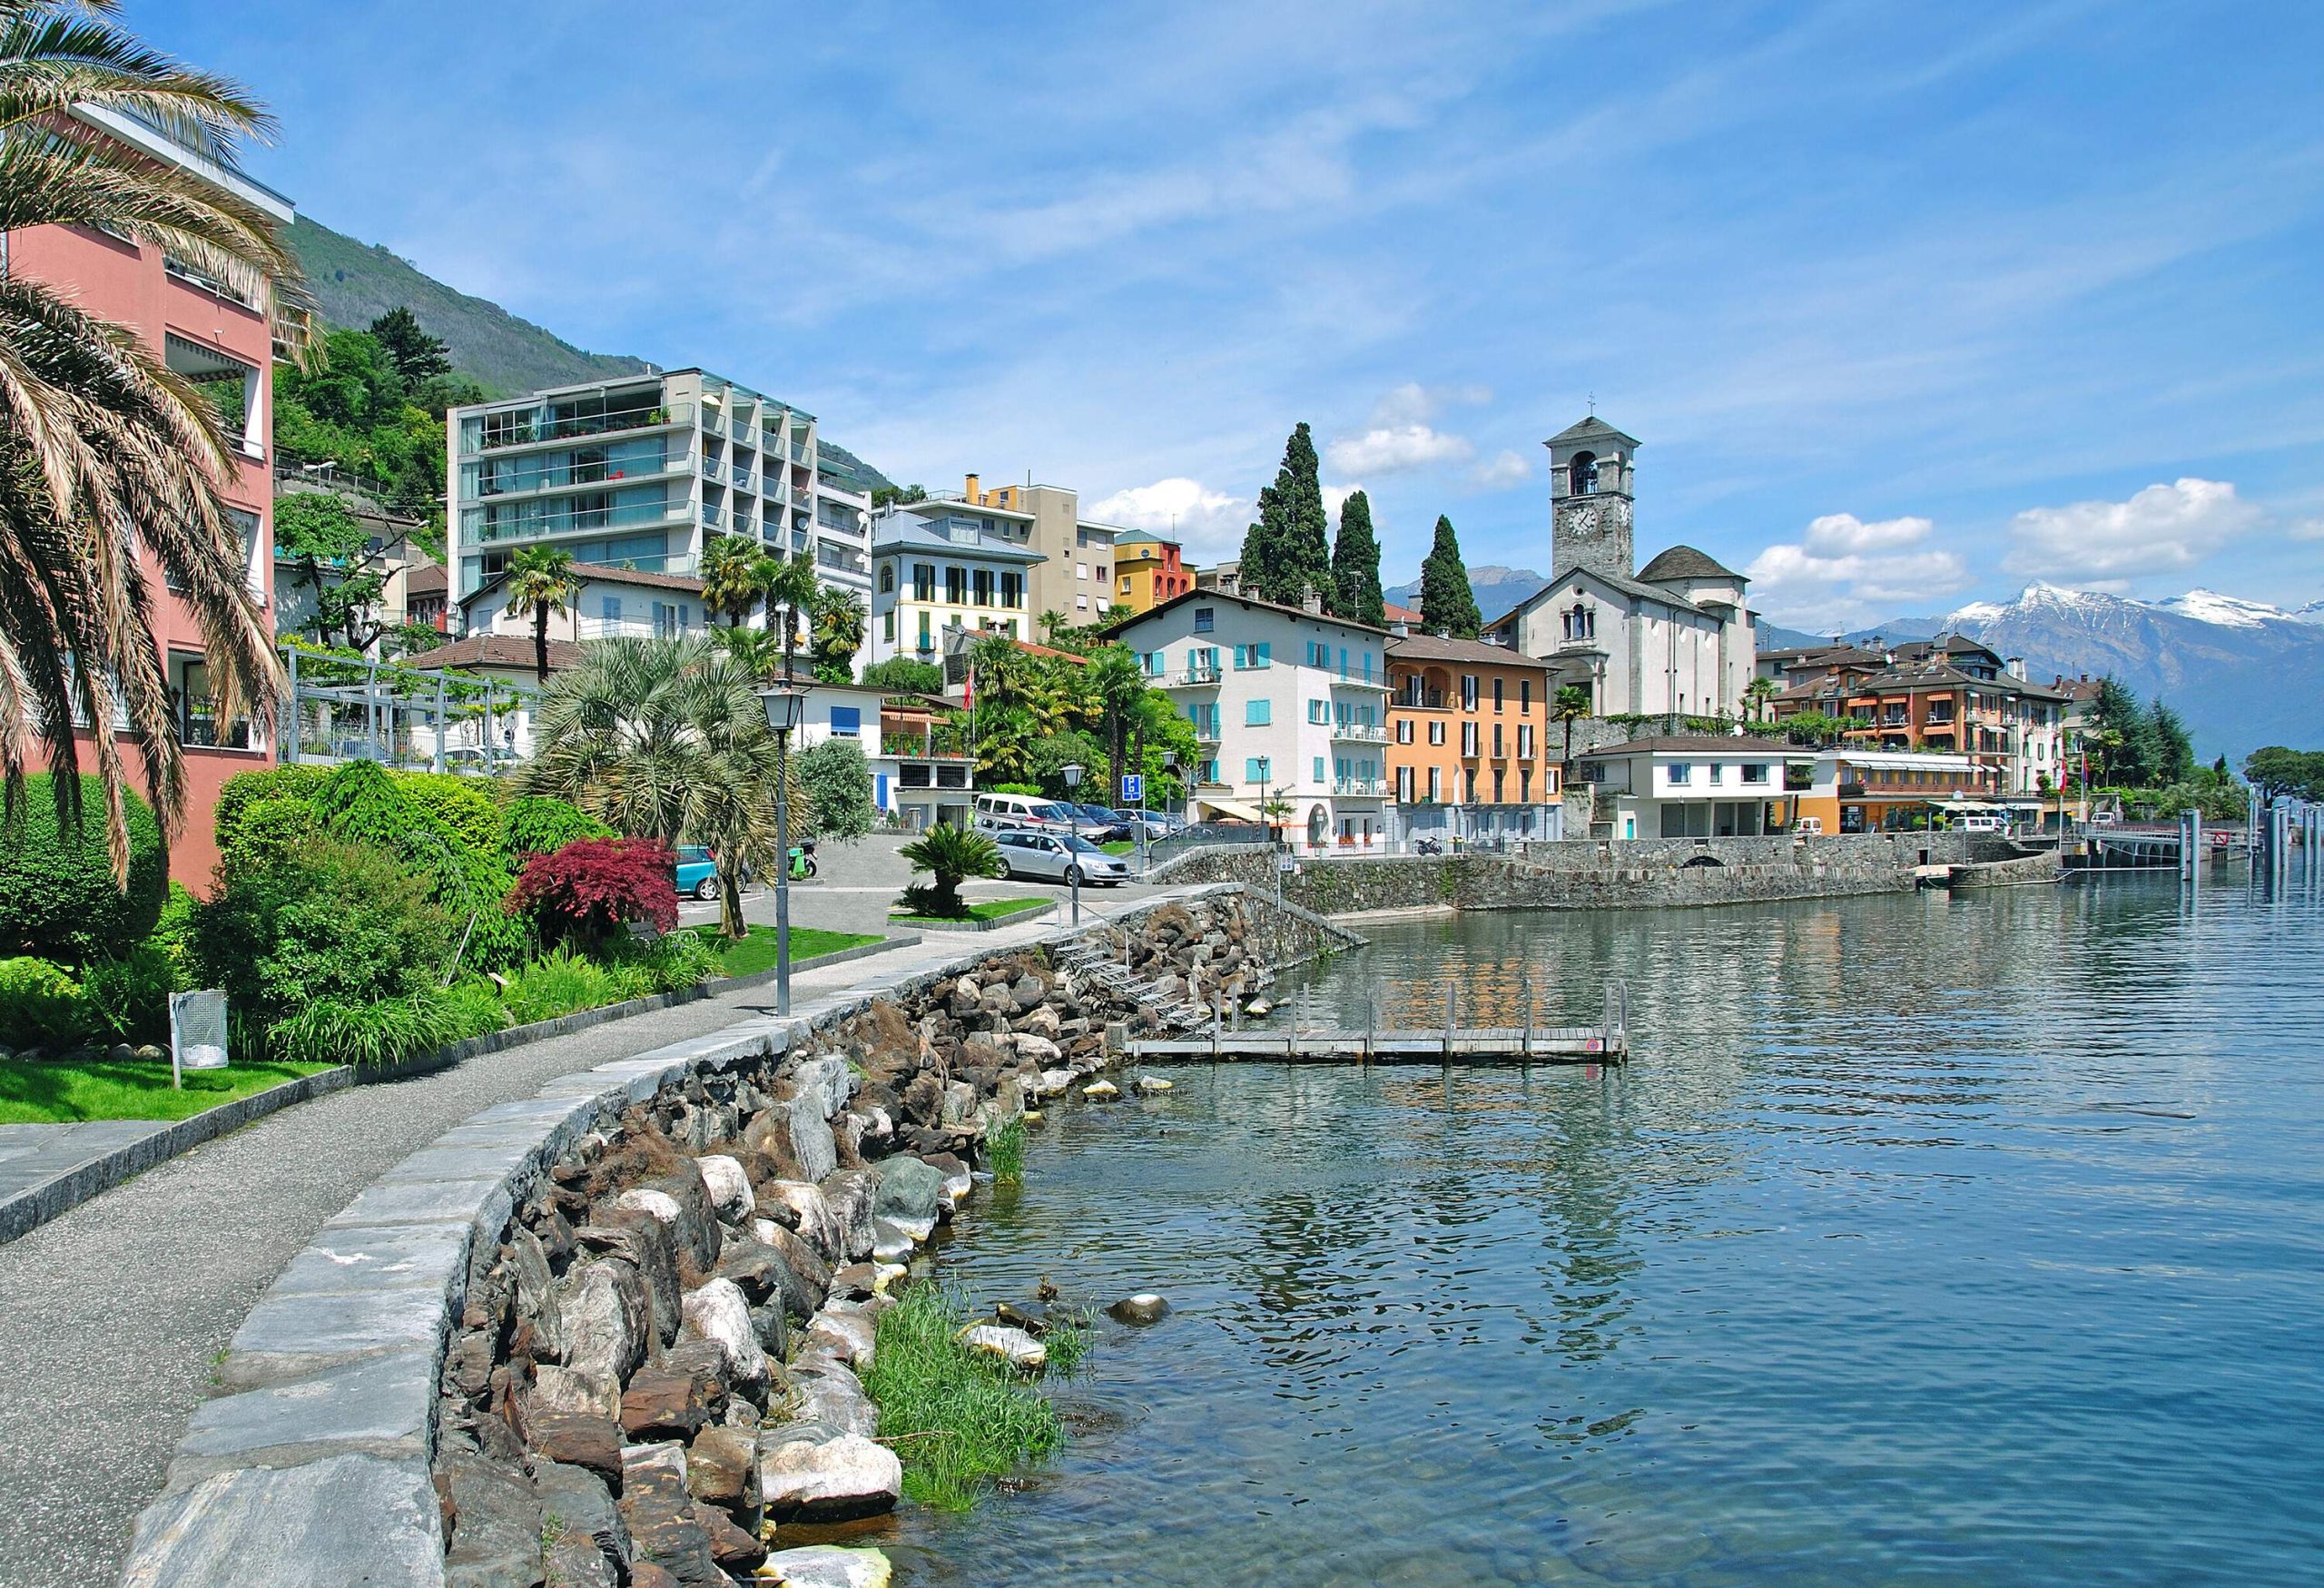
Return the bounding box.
[964,473,980,502]
[2004,656,2024,678]
[1301,589,1324,615]
[1389,619,1411,637]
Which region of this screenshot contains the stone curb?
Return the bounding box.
[889,902,1059,933]
[0,1066,356,1248]
[116,882,1295,1588]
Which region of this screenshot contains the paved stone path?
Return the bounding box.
[0,902,1151,1588]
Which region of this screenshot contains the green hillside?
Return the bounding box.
[287,214,891,492]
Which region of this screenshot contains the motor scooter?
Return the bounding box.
[787,841,818,881]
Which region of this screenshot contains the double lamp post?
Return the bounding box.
[757,682,808,1017]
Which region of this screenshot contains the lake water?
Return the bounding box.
[882,866,2324,1585]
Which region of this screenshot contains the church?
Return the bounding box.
[1482,417,1758,718]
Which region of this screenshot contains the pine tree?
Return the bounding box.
[1418,516,1481,638]
[1240,423,1332,607]
[2147,697,2195,786]
[1331,489,1385,626]
[368,306,451,388]
[2086,676,2153,787]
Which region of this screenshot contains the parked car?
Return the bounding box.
[972,793,1082,836]
[1068,803,1133,842]
[1958,814,2006,833]
[990,829,1132,887]
[673,844,748,902]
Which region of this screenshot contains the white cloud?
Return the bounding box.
[1325,424,1475,475]
[2002,478,2258,578]
[1469,449,1533,489]
[2290,518,2324,543]
[1745,511,1967,633]
[1085,477,1249,559]
[1322,483,1363,518]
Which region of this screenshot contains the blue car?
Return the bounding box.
[675,844,720,902]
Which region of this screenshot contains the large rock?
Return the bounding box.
[693,1154,754,1223]
[621,1350,728,1442]
[527,1362,620,1424]
[758,1179,845,1264]
[760,1544,894,1588]
[576,1210,682,1348]
[819,1169,879,1262]
[807,1307,876,1369]
[714,1237,823,1324]
[685,1423,760,1512]
[558,1258,648,1391]
[693,1500,765,1574]
[534,1457,627,1588]
[634,1167,723,1281]
[520,1409,625,1492]
[869,1218,915,1263]
[678,1278,767,1394]
[440,1448,542,1588]
[792,1055,854,1119]
[1013,1033,1063,1066]
[507,1225,565,1364]
[758,1431,901,1523]
[1108,1293,1172,1325]
[618,1442,724,1587]
[872,1157,945,1237]
[922,1152,972,1207]
[771,1091,840,1183]
[759,1221,834,1298]
[790,1359,878,1438]
[958,1323,1047,1372]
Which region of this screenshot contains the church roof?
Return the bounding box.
[1547,415,1641,450]
[1637,545,1741,583]
[1483,566,1704,631]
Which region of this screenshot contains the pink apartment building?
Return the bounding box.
[7,106,295,889]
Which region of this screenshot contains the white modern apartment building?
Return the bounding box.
[1104,590,1395,847]
[445,369,873,619]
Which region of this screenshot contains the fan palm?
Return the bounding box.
[762,549,820,684]
[503,545,576,683]
[0,0,315,881]
[516,636,806,940]
[712,622,785,684]
[897,822,1002,920]
[808,582,864,684]
[697,534,760,627]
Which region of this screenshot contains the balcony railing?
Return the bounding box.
[1332,723,1391,743]
[881,733,972,760]
[1334,777,1387,796]
[1192,727,1223,746]
[471,402,688,454]
[1395,687,1448,709]
[1176,665,1222,685]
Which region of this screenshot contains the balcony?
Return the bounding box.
[1333,777,1387,797]
[1192,726,1223,747]
[471,401,689,454]
[1175,664,1222,686]
[1395,687,1448,709]
[478,453,691,501]
[1331,723,1391,744]
[576,616,700,640]
[881,732,972,761]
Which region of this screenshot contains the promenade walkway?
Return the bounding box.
[0,904,1121,1588]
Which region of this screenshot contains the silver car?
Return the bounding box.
[991,828,1132,887]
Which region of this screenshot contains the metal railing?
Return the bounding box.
[472,402,687,453]
[1332,723,1391,743]
[1177,665,1221,685]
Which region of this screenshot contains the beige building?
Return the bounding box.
[907,475,1118,625]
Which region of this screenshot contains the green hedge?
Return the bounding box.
[0,774,166,965]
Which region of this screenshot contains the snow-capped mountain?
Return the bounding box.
[1841,582,2324,760]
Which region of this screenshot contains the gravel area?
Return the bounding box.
[0,911,1088,1588]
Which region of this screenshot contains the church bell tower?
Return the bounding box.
[1546,417,1640,581]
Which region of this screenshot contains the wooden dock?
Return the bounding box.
[1127,980,1630,1066]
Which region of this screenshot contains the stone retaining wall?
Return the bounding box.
[120,884,1339,1588]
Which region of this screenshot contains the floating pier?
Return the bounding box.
[1128,979,1630,1066]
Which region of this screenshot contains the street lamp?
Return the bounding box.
[1255,756,1272,846]
[758,683,809,1016]
[1060,761,1084,926]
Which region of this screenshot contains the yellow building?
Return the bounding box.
[1112,529,1192,615]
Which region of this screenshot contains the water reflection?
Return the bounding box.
[892,870,2324,1586]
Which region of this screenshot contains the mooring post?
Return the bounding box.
[1212,989,1223,1060]
[1364,981,1374,1066]
[1521,962,1533,1062]
[1443,984,1457,1064]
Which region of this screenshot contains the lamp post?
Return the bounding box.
[758,683,809,1015]
[1256,756,1272,846]
[1149,749,1177,874]
[1060,762,1085,925]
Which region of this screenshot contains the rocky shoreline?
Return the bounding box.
[431,892,1333,1588]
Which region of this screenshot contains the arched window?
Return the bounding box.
[1569,451,1599,496]
[879,563,895,594]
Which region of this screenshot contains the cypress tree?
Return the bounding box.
[1418,515,1481,638]
[1241,423,1332,607]
[1331,488,1385,626]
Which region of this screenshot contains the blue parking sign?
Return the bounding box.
[1119,774,1144,804]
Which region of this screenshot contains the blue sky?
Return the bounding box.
[139,1,2324,631]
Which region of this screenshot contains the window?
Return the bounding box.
[602,596,622,622]
[1492,770,1505,803]
[1426,767,1442,801]
[911,563,935,601]
[1246,698,1273,726]
[1234,642,1272,669]
[1570,450,1599,496]
[1741,763,1768,784]
[1142,650,1166,676]
[879,563,895,594]
[1492,677,1505,712]
[1194,607,1215,633]
[1464,769,1479,802]
[1077,595,1089,609]
[1461,722,1479,756]
[1396,766,1414,801]
[1667,762,1692,785]
[1521,678,1532,711]
[1314,756,1325,784]
[1395,719,1413,745]
[1307,640,1330,667]
[1338,646,1349,678]
[1307,699,1330,725]
[945,567,967,604]
[917,612,931,650]
[971,568,992,607]
[1097,567,1108,584]
[1461,675,1479,710]
[1709,763,1724,785]
[1245,757,1268,783]
[829,706,862,736]
[1520,768,1532,802]
[1000,571,1022,608]
[1518,725,1534,758]
[1428,721,1445,747]
[1492,725,1504,757]
[882,610,897,642]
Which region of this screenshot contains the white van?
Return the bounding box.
[1794,815,1824,836]
[973,793,1079,835]
[1958,814,2006,833]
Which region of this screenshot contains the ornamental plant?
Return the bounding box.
[0,774,166,964]
[506,837,679,952]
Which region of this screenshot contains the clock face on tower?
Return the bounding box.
[1562,502,1600,538]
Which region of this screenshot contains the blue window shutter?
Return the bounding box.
[830,706,862,735]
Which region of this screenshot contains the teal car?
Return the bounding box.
[675,844,721,902]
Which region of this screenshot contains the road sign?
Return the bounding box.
[1119,774,1143,804]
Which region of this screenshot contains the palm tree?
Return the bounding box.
[762,549,820,684]
[1744,676,1778,725]
[503,546,576,683]
[712,623,785,684]
[0,2,315,881]
[897,823,1002,920]
[697,534,760,627]
[515,635,805,940]
[1552,683,1593,774]
[808,583,865,684]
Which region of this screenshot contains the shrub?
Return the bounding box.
[189,838,454,1031]
[861,656,944,695]
[218,794,320,880]
[0,774,166,964]
[212,764,330,851]
[79,945,179,1045]
[506,838,678,951]
[267,979,507,1068]
[613,929,725,993]
[313,760,409,851]
[796,738,875,842]
[0,957,88,1048]
[393,772,507,857]
[500,948,659,1025]
[503,795,614,857]
[898,825,1004,919]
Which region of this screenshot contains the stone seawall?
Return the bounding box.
[120,884,1348,1588]
[1158,833,2025,915]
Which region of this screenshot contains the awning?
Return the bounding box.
[1199,798,1263,821]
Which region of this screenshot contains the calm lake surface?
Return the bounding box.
[886,867,2324,1585]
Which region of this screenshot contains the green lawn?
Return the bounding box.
[0,1059,338,1126]
[1098,840,1135,855]
[890,896,1055,925]
[697,925,883,978]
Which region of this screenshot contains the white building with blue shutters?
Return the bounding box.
[1101,589,1394,849]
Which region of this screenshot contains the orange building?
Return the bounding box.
[1385,633,1562,843]
[11,108,297,889]
[1112,529,1192,614]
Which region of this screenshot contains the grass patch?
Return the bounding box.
[888,897,1053,925]
[1098,840,1135,855]
[0,1058,337,1125]
[694,925,881,978]
[989,1115,1026,1182]
[860,1284,1085,1511]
